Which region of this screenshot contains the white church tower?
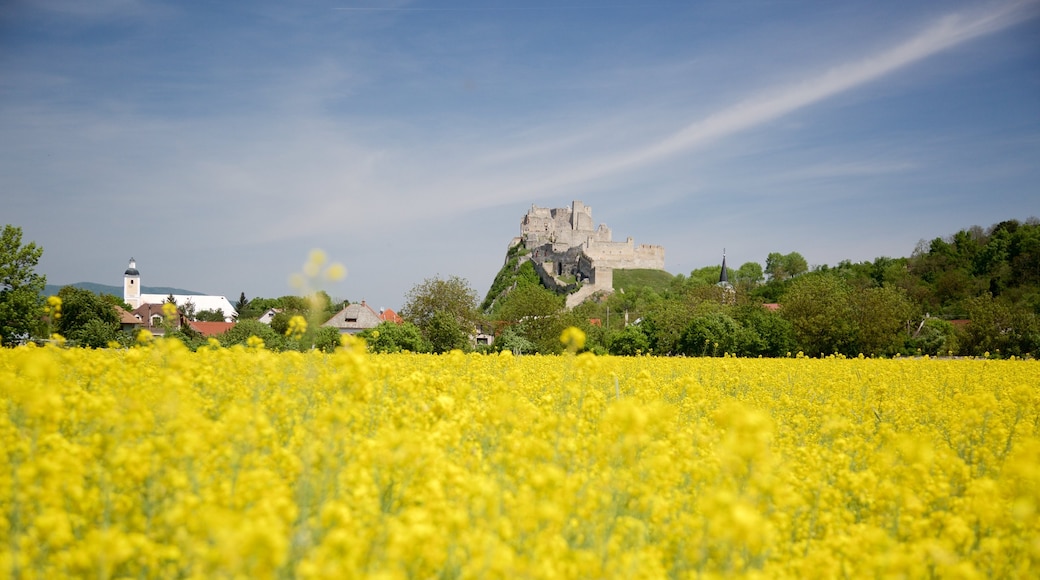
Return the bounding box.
[124,258,141,309]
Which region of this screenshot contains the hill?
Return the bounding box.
[612,269,675,294]
[43,282,203,298]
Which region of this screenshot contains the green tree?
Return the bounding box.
[309,326,342,353]
[733,304,795,357]
[0,225,46,345]
[490,283,565,352]
[233,292,250,320]
[426,310,469,353]
[906,317,959,356]
[195,309,227,322]
[849,285,915,356]
[780,274,856,356]
[55,286,120,348]
[734,262,764,291]
[608,325,650,356]
[269,311,293,336]
[402,275,482,347]
[678,311,752,357]
[360,321,430,353]
[640,298,691,356]
[494,326,536,355]
[960,294,1039,357]
[219,319,285,350]
[765,252,808,282]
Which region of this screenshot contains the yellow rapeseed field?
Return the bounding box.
[2,335,1038,578]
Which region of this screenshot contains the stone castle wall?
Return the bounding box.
[583,238,665,271]
[521,201,612,249]
[514,201,665,306]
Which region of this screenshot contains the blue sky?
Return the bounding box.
[3,0,1038,309]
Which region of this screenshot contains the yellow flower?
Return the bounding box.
[560,326,586,352]
[286,315,308,339]
[45,295,62,319]
[162,302,178,319]
[324,262,347,281]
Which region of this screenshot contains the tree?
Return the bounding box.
[640,299,691,356]
[0,225,46,345]
[269,311,293,336]
[608,325,650,356]
[677,311,753,357]
[219,319,285,350]
[906,317,959,356]
[426,310,469,353]
[780,274,856,356]
[492,283,563,324]
[960,294,1039,357]
[734,262,764,292]
[733,304,795,357]
[765,252,808,282]
[178,299,197,322]
[849,285,914,356]
[401,275,482,346]
[495,326,536,355]
[234,292,250,320]
[55,286,120,348]
[195,309,227,322]
[360,321,430,353]
[490,283,565,352]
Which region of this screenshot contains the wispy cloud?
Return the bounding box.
[464,0,1038,198]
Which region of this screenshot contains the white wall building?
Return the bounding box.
[123,258,237,322]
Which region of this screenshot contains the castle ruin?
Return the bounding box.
[510,201,665,307]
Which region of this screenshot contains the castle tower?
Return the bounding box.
[124,258,141,309]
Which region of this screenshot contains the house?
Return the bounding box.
[258,308,282,324]
[323,300,383,334]
[123,258,237,322]
[116,307,142,333]
[378,307,403,324]
[131,303,180,336]
[187,321,236,337]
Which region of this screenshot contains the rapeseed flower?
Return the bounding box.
[1,345,1037,578]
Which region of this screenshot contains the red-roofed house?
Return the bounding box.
[379,307,403,324]
[187,321,236,337]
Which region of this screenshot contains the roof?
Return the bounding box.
[133,303,179,328]
[379,307,403,324]
[323,300,382,333]
[139,294,237,322]
[187,321,236,337]
[117,308,140,325]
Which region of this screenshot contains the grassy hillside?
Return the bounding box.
[612,269,674,294]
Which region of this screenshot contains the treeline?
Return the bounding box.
[483,218,1040,358]
[4,219,1038,357]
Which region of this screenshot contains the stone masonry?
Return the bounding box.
[510,201,665,307]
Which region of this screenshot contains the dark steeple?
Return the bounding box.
[718,249,729,285]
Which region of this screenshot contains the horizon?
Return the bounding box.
[4,1,1039,310]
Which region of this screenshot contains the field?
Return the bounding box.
[2,337,1038,578]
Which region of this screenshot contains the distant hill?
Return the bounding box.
[43,282,204,298]
[612,269,675,294]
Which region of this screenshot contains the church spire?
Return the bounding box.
[719,249,729,285]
